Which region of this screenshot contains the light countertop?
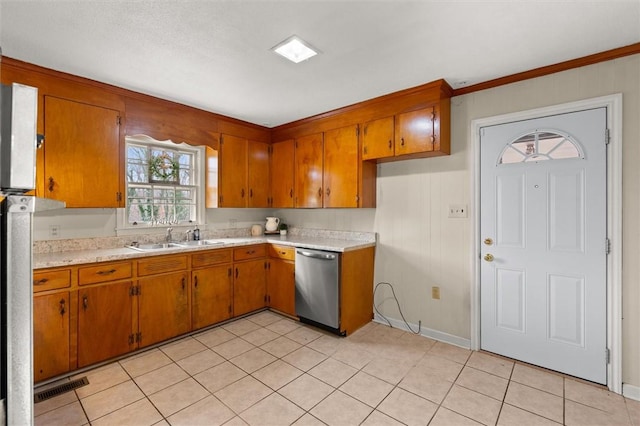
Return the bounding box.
[34,234,376,269]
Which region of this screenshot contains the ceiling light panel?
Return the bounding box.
[272,36,318,63]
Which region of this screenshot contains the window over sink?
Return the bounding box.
[122,135,205,228]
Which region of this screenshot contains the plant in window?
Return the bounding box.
[149,152,180,183]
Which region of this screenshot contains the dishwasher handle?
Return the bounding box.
[296,250,337,260]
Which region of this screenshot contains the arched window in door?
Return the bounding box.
[499,130,584,164]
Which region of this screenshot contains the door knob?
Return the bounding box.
[484,253,494,262]
[484,238,493,246]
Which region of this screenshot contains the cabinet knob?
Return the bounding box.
[59,298,66,316]
[289,189,293,198]
[48,177,55,192]
[326,188,331,197]
[317,188,322,198]
[82,295,88,311]
[400,137,405,146]
[388,140,392,149]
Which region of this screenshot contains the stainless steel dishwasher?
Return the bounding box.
[295,248,342,334]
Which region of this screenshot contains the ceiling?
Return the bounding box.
[1,1,639,128]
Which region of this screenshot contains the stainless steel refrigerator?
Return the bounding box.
[1,82,65,425]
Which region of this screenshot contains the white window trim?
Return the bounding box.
[116,134,206,235]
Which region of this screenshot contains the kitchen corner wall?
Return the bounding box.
[32,53,640,391]
[282,54,640,391]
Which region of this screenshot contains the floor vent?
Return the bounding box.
[34,377,89,403]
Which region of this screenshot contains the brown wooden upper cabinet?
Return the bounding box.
[219,134,270,208]
[362,116,394,161]
[247,140,270,207]
[395,106,436,156]
[271,139,295,208]
[294,133,324,208]
[294,125,362,208]
[323,124,359,208]
[44,96,122,207]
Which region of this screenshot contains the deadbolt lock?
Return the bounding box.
[484,238,493,246]
[484,253,494,262]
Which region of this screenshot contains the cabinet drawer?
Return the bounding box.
[233,244,266,261]
[78,261,132,285]
[138,255,188,277]
[33,269,71,292]
[192,249,232,268]
[268,245,295,261]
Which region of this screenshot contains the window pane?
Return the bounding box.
[125,138,200,225]
[500,131,582,164]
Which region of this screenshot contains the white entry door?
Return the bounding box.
[480,108,607,384]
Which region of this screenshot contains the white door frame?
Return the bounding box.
[470,94,623,393]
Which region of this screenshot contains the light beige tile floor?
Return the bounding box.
[34,310,640,426]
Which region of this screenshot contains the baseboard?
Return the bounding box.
[623,383,640,401]
[373,313,471,349]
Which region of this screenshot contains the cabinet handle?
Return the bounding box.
[388,140,392,149]
[280,251,286,255]
[400,137,405,146]
[241,188,245,198]
[48,177,55,192]
[317,188,322,198]
[96,269,116,276]
[194,276,198,288]
[326,188,331,197]
[235,268,239,279]
[181,277,186,290]
[250,188,253,198]
[34,278,49,286]
[246,250,255,255]
[82,295,88,311]
[363,146,368,155]
[59,298,66,316]
[289,188,293,199]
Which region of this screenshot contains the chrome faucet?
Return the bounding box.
[185,229,193,242]
[166,227,173,242]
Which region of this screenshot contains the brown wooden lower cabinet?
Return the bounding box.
[33,291,70,382]
[32,243,374,382]
[192,264,233,330]
[233,259,267,316]
[267,259,295,316]
[77,281,134,367]
[138,271,190,348]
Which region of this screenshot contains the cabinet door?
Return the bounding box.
[233,259,266,316]
[44,96,121,207]
[192,265,233,329]
[138,271,190,348]
[219,134,247,207]
[247,140,270,208]
[362,116,394,160]
[267,259,295,316]
[294,133,323,208]
[271,139,295,208]
[323,125,359,208]
[78,282,134,367]
[394,107,436,156]
[34,291,70,382]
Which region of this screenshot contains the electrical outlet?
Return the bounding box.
[448,204,468,218]
[229,219,237,228]
[432,286,441,300]
[49,225,60,237]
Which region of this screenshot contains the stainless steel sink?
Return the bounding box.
[126,242,183,251]
[175,240,225,247]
